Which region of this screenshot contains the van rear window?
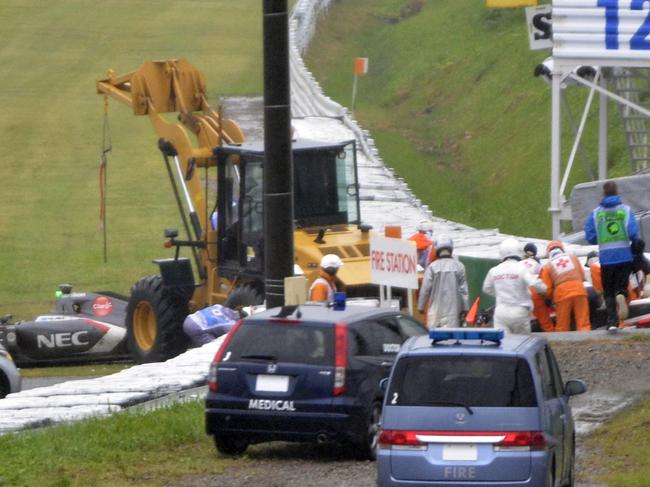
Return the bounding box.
[388,356,537,407]
[225,322,334,366]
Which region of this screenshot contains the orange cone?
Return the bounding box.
[465,297,480,326]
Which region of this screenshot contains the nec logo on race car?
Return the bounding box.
[248,399,296,411]
[37,331,90,349]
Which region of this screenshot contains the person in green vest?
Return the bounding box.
[584,181,639,330]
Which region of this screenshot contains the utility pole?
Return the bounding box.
[263,0,294,308]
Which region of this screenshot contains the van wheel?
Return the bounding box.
[564,439,576,486]
[354,401,382,461]
[546,466,555,487]
[213,435,249,456]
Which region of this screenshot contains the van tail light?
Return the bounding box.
[208,319,243,393]
[378,430,427,450]
[495,431,546,451]
[378,430,546,451]
[333,322,348,396]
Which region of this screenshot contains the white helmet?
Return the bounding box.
[416,219,433,233]
[320,254,343,270]
[436,234,453,253]
[499,238,522,260]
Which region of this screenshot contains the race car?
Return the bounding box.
[621,297,650,329]
[0,285,131,366]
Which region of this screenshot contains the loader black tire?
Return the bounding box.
[125,275,190,364]
[0,372,9,399]
[224,284,264,313]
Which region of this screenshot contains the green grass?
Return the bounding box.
[0,400,231,487]
[0,1,266,319]
[584,397,650,486]
[305,0,630,238]
[19,363,131,379]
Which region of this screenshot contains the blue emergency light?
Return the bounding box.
[333,292,346,311]
[429,328,504,345]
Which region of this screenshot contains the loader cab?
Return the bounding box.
[214,139,360,280]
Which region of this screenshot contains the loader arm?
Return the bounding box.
[96,58,245,231]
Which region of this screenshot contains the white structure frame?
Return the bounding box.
[549,1,650,238]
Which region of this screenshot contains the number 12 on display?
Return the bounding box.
[598,0,650,49]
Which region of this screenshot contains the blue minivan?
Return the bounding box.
[205,304,427,459]
[377,329,586,487]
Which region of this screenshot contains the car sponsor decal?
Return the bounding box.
[36,331,90,349]
[35,315,75,322]
[248,399,296,411]
[92,296,113,316]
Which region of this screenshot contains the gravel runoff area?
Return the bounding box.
[180,331,650,487]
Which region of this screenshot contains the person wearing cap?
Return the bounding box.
[408,219,435,268]
[539,241,591,332]
[417,234,468,329]
[584,181,639,330]
[309,254,344,302]
[483,238,546,334]
[521,242,554,332]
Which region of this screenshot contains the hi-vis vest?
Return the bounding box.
[309,276,336,302]
[595,204,630,251]
[548,253,584,286]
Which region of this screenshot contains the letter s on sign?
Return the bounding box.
[532,12,551,40]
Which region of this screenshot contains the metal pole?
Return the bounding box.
[599,74,609,180]
[550,72,562,239]
[351,73,358,112]
[560,90,595,181]
[263,0,294,308]
[560,76,599,196]
[568,72,650,118]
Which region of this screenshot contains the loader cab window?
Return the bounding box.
[217,154,241,266]
[294,141,360,228]
[217,150,263,275]
[240,157,264,273]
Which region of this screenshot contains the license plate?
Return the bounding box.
[442,443,478,461]
[255,374,289,392]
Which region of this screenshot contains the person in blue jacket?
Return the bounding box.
[584,181,639,330]
[183,304,239,346]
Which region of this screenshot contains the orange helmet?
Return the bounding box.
[546,240,564,254]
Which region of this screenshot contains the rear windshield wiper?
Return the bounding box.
[420,401,474,415]
[240,354,278,362]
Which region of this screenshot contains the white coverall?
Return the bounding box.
[482,258,546,334]
[418,256,469,329]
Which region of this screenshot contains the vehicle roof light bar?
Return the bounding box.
[429,328,504,345]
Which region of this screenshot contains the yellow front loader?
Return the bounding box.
[97,59,376,363]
